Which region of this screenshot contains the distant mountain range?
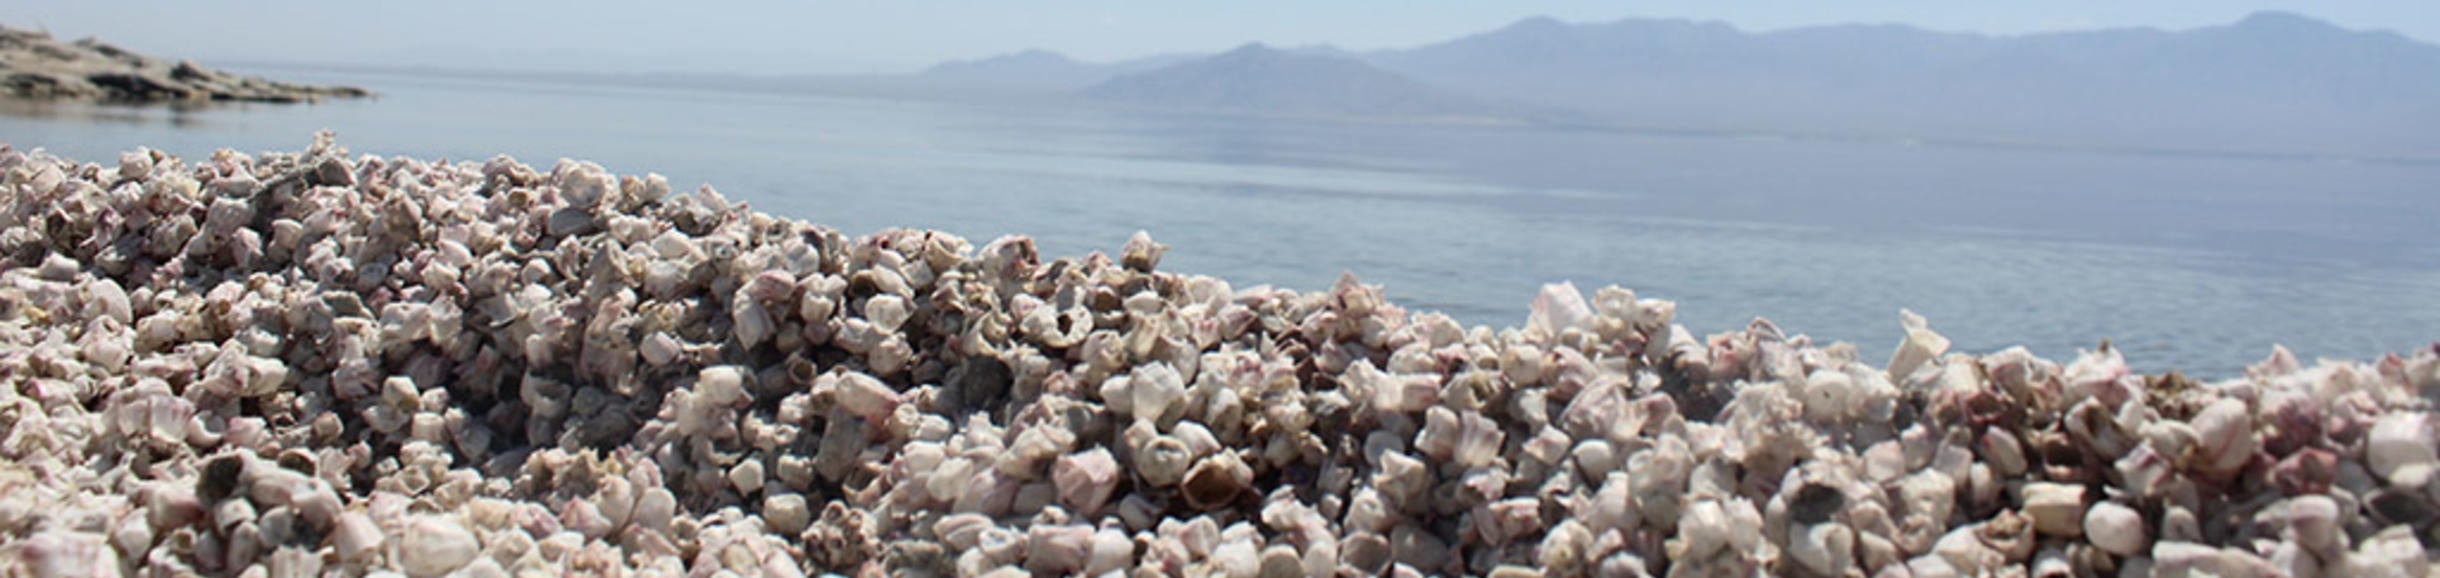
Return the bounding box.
[923,11,2440,157]
[241,11,2439,158]
[918,49,1194,94]
[1082,44,1528,121]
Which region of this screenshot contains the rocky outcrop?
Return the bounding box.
[1,25,367,104]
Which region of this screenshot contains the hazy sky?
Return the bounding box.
[6,1,2433,75]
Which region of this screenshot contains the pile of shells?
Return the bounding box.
[0,136,2435,578]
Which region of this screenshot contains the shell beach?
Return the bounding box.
[0,136,2435,577]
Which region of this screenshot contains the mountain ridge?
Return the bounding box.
[1081,43,1517,121]
[1340,10,2440,155]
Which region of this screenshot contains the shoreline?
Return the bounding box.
[1,138,2434,575]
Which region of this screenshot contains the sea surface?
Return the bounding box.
[6,67,2437,378]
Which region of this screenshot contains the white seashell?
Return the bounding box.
[1572,439,1619,477]
[1118,362,1188,424]
[593,476,638,530]
[699,366,752,410]
[640,331,684,366]
[1801,369,1860,423]
[2021,482,2086,537]
[1451,411,1506,469]
[12,530,116,578]
[2367,412,2437,488]
[631,487,677,533]
[2269,542,2322,578]
[864,294,911,333]
[1257,544,1303,578]
[1052,448,1119,516]
[732,298,776,349]
[870,335,914,376]
[1019,303,1091,349]
[2285,495,2342,560]
[561,498,616,540]
[935,513,995,551]
[1526,282,1594,338]
[1886,309,1951,382]
[1908,555,1961,578]
[1670,499,1730,560]
[742,270,797,304]
[2148,541,2221,577]
[1209,537,1260,578]
[2085,501,2147,556]
[833,371,901,421]
[2333,525,2426,578]
[1790,522,1857,577]
[1120,230,1169,272]
[1980,427,2028,478]
[333,511,383,561]
[84,278,133,325]
[1024,524,1094,574]
[1931,525,2003,574]
[1476,497,1544,545]
[928,457,978,502]
[1085,527,1134,576]
[1372,450,1431,505]
[763,493,810,537]
[2190,398,2258,479]
[398,515,480,577]
[729,459,766,497]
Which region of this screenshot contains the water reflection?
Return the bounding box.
[0,98,219,128]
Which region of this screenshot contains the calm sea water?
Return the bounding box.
[6,68,2437,377]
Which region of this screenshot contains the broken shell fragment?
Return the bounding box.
[1181,452,1254,511]
[2367,412,2438,488]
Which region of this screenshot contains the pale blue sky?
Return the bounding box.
[6,1,2432,75]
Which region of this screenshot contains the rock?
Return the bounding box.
[0,26,370,103]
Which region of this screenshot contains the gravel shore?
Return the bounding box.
[0,137,2434,577]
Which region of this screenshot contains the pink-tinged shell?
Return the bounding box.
[831,371,901,421]
[2189,399,2259,479]
[1051,449,1119,517]
[742,270,798,304]
[1023,524,1093,575]
[2271,448,2339,496]
[1527,281,1594,338]
[1119,230,1168,273]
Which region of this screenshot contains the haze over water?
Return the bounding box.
[5,67,2436,377]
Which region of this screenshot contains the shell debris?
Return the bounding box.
[0,137,2434,577]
